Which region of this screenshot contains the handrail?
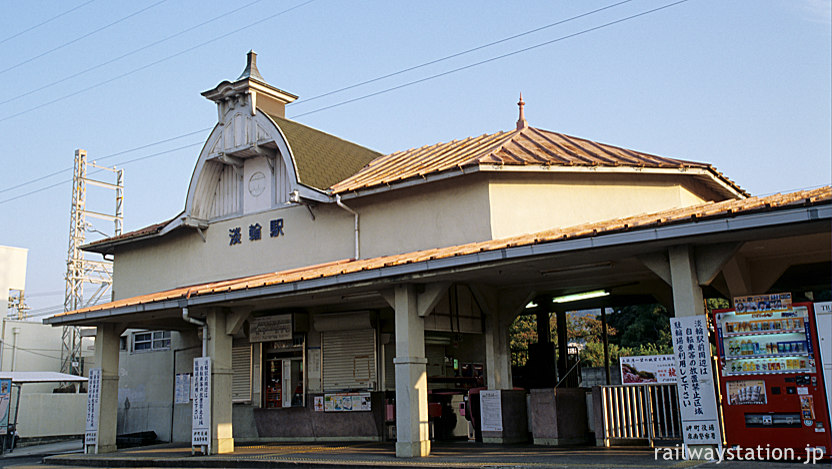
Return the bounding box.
[555,358,582,388]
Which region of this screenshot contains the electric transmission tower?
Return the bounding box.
[62,149,124,376]
[7,289,30,319]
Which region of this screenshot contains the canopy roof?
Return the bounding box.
[0,371,88,384]
[48,186,829,325]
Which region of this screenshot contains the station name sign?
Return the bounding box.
[228,218,284,246]
[250,314,293,342]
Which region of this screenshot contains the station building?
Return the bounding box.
[46,53,831,457]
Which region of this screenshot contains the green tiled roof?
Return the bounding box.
[265,113,381,191]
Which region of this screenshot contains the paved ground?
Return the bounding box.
[0,441,820,469]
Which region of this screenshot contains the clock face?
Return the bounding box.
[248,171,266,197]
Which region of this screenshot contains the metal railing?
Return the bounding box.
[596,383,681,446]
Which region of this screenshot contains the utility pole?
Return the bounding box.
[62,149,124,376]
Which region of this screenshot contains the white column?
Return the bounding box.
[393,284,430,458]
[669,245,705,317]
[484,310,512,389]
[91,324,121,454]
[206,310,234,454]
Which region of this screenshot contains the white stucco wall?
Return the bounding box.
[487,173,713,239]
[16,393,86,438]
[112,203,354,300]
[112,176,493,299]
[0,319,65,394]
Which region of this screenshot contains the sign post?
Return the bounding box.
[670,316,722,456]
[84,369,101,453]
[192,357,211,454]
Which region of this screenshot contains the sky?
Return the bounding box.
[0,0,829,319]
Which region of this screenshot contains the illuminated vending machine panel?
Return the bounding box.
[714,302,831,455]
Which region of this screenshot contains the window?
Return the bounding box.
[132,331,171,352]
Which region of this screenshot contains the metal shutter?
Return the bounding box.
[383,343,395,390]
[322,329,376,391]
[231,345,252,402]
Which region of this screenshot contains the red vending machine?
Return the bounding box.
[714,301,831,455]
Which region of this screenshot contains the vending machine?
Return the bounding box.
[713,301,831,454]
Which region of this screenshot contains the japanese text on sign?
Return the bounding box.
[85,368,102,446]
[620,354,677,384]
[733,292,791,314]
[192,357,211,448]
[670,316,721,445]
[229,218,284,246]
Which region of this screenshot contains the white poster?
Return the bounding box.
[175,373,191,404]
[620,354,676,384]
[85,368,102,446]
[0,379,11,436]
[249,314,292,343]
[479,390,503,432]
[192,357,211,447]
[323,392,371,412]
[670,316,722,446]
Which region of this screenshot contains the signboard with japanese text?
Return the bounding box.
[620,354,676,384]
[85,368,101,446]
[175,373,191,404]
[192,357,211,448]
[480,390,503,432]
[228,218,285,246]
[0,379,11,436]
[323,392,371,412]
[670,316,722,445]
[733,292,791,314]
[250,314,292,343]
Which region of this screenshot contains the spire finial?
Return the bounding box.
[238,50,265,81]
[516,93,528,131]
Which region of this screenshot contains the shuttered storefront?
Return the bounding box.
[231,345,252,402]
[322,329,376,391]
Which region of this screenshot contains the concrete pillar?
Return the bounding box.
[668,245,705,317]
[90,323,121,454]
[393,284,430,458]
[484,308,512,389]
[206,310,234,454]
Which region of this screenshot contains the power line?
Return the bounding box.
[0,0,267,108]
[0,127,210,196]
[0,0,686,204]
[294,0,634,106]
[1,0,620,194]
[0,0,97,46]
[291,0,691,119]
[0,0,170,76]
[0,141,203,206]
[0,0,316,124]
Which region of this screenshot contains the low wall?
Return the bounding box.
[16,393,85,438]
[251,393,385,440]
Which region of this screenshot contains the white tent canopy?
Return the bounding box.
[0,371,87,384]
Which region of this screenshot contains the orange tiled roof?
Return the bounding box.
[83,218,174,250]
[54,186,829,319]
[331,126,746,196]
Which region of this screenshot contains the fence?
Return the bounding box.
[594,383,681,446]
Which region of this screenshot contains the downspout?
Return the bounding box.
[11,328,20,372]
[335,194,359,260]
[182,306,207,358]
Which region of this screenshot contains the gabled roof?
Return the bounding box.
[331,126,747,197]
[265,113,382,191]
[51,186,829,321]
